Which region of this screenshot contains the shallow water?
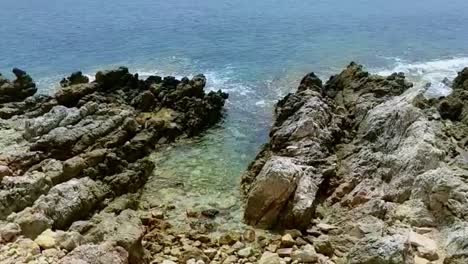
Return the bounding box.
[2,0,468,228]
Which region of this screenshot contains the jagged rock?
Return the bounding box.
[0,69,37,103]
[347,235,413,264]
[55,83,99,107]
[244,156,311,228]
[82,209,147,264]
[241,63,468,262]
[60,71,89,87]
[58,242,129,264]
[452,68,468,90]
[0,66,228,263]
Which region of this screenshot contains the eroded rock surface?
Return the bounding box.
[0,67,227,263]
[242,63,468,263]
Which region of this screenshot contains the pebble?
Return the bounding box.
[281,234,295,247]
[258,252,282,264]
[238,247,253,258]
[291,244,318,263]
[277,248,293,257]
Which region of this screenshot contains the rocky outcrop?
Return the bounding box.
[0,69,37,104]
[242,63,468,263]
[0,67,227,263]
[59,71,89,87]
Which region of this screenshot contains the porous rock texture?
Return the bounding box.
[0,67,227,263]
[242,63,468,263]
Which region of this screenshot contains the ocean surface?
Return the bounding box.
[2,0,468,229]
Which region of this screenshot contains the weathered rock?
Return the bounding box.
[241,63,468,262]
[0,222,21,242]
[452,67,468,90]
[0,69,37,103]
[0,66,228,263]
[347,235,413,264]
[280,234,295,247]
[258,251,282,264]
[60,71,89,87]
[238,246,254,258]
[291,244,318,263]
[58,242,129,264]
[82,209,147,264]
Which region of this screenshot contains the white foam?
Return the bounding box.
[375,56,468,97]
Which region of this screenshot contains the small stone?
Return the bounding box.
[232,241,245,251]
[219,232,240,245]
[193,241,202,247]
[266,243,279,252]
[0,165,12,178]
[281,234,295,247]
[186,209,199,218]
[238,247,253,258]
[314,235,334,257]
[152,211,165,219]
[277,248,293,257]
[34,229,57,249]
[201,209,220,218]
[187,259,197,264]
[162,260,177,264]
[408,231,437,251]
[317,223,338,233]
[285,229,302,238]
[417,246,439,261]
[170,247,181,257]
[305,227,322,237]
[291,244,318,263]
[243,229,256,242]
[0,223,21,242]
[222,255,238,264]
[203,248,217,259]
[295,237,308,246]
[258,252,281,264]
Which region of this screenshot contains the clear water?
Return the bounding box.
[2,0,468,229]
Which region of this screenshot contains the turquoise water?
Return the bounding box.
[2,0,468,228]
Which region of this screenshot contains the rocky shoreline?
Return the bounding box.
[0,64,468,264]
[0,67,229,263]
[242,63,468,264]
